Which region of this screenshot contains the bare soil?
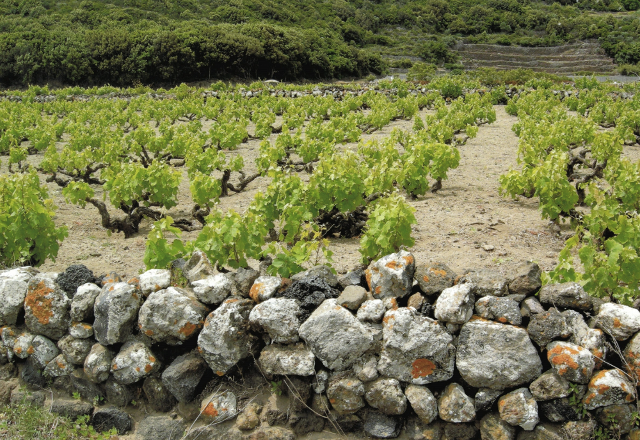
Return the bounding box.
[25,105,639,280]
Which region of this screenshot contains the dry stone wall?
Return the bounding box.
[1,252,640,440]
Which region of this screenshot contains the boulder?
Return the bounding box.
[414,262,456,296]
[480,413,517,440]
[291,265,339,288]
[353,354,379,382]
[582,369,636,410]
[84,343,114,383]
[93,282,141,345]
[70,283,101,322]
[546,341,594,384]
[364,378,407,415]
[30,335,59,369]
[139,269,171,296]
[43,353,75,377]
[258,343,315,376]
[327,374,365,415]
[564,310,607,369]
[337,285,368,310]
[363,411,401,439]
[595,303,640,341]
[527,308,570,347]
[298,299,374,371]
[249,276,283,303]
[475,388,503,412]
[498,388,539,431]
[161,352,208,403]
[24,275,71,340]
[595,404,637,435]
[338,268,366,290]
[281,276,340,315]
[50,399,94,419]
[138,287,208,345]
[405,384,438,424]
[475,296,522,325]
[508,261,542,296]
[456,318,542,390]
[378,308,455,384]
[459,269,509,297]
[232,267,260,297]
[249,298,302,344]
[137,415,185,440]
[111,341,160,384]
[12,331,35,359]
[104,378,134,407]
[529,370,572,401]
[197,298,257,375]
[57,265,95,296]
[0,267,35,325]
[365,250,415,300]
[520,297,545,318]
[539,397,585,422]
[539,283,591,311]
[434,284,475,324]
[58,335,93,365]
[192,273,233,305]
[357,299,386,323]
[183,250,215,283]
[200,390,238,423]
[143,376,177,412]
[69,322,93,339]
[438,383,475,423]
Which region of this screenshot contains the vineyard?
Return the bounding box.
[2,76,640,303]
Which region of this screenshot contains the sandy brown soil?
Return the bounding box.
[14,104,637,280]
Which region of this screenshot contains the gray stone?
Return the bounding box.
[261,393,289,425]
[57,265,94,296]
[357,299,386,323]
[529,370,572,401]
[12,331,35,359]
[456,318,542,390]
[508,262,542,296]
[20,357,47,387]
[378,308,455,384]
[249,276,283,303]
[93,282,141,345]
[475,296,522,325]
[50,399,94,418]
[138,416,185,440]
[443,423,477,440]
[539,283,591,311]
[287,410,325,436]
[515,423,563,440]
[366,250,415,299]
[434,284,475,324]
[58,335,93,365]
[546,341,594,384]
[595,404,637,435]
[364,411,401,439]
[259,343,315,376]
[70,369,105,401]
[337,285,367,310]
[0,267,34,326]
[595,302,640,340]
[414,262,456,296]
[405,384,437,424]
[0,340,8,365]
[30,335,59,369]
[582,369,636,410]
[291,265,339,288]
[539,398,583,422]
[249,297,302,344]
[459,268,509,297]
[70,283,101,322]
[111,341,160,384]
[138,287,208,345]
[527,308,570,347]
[365,378,407,415]
[407,292,425,311]
[353,354,379,382]
[10,388,45,407]
[565,311,607,369]
[624,331,640,382]
[326,374,365,415]
[162,352,208,403]
[139,269,171,296]
[232,267,260,297]
[438,383,475,423]
[104,378,134,406]
[475,388,503,412]
[143,376,177,412]
[24,275,71,340]
[499,388,539,431]
[197,298,257,375]
[43,353,75,377]
[521,297,545,318]
[183,249,215,283]
[69,322,94,339]
[480,412,517,440]
[200,390,238,423]
[84,343,114,383]
[562,420,597,440]
[298,299,374,371]
[192,273,233,305]
[285,376,311,412]
[0,363,16,380]
[237,402,262,430]
[312,370,329,394]
[92,407,132,435]
[338,268,366,289]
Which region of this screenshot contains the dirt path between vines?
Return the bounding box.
[33,105,640,279]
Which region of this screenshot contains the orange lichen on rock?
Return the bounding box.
[14,347,22,354]
[498,317,507,323]
[365,270,373,290]
[412,358,436,379]
[403,255,414,265]
[390,298,398,310]
[386,261,400,270]
[249,283,265,303]
[178,322,198,337]
[149,356,156,363]
[422,275,430,283]
[203,403,219,417]
[613,318,622,328]
[215,371,225,376]
[549,353,579,370]
[24,281,54,325]
[429,268,446,277]
[145,330,154,336]
[26,346,34,355]
[144,364,153,373]
[375,286,382,295]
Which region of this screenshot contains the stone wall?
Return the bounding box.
[1,251,639,440]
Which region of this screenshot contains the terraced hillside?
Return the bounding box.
[455,42,617,74]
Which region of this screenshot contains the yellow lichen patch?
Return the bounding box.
[203,403,219,417]
[144,364,153,373]
[329,398,336,404]
[365,270,373,291]
[178,322,198,337]
[390,298,398,310]
[26,346,34,355]
[24,281,54,325]
[226,299,238,304]
[422,275,430,283]
[14,347,22,354]
[403,255,414,265]
[429,268,446,277]
[149,356,156,363]
[549,353,579,371]
[215,371,225,376]
[135,367,141,372]
[613,318,622,328]
[145,330,154,336]
[386,261,400,270]
[498,317,507,323]
[412,358,436,379]
[375,286,382,295]
[249,283,265,303]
